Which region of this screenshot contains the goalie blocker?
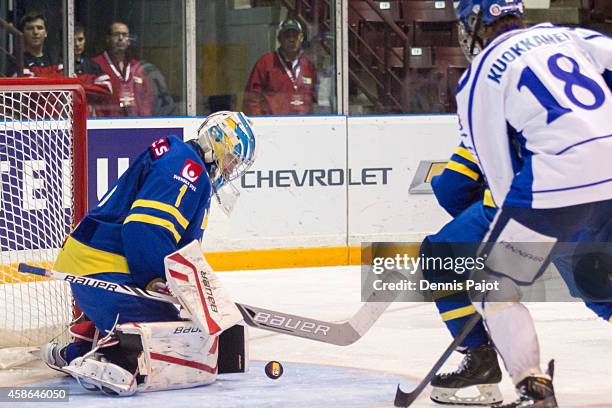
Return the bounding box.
[165,240,243,335]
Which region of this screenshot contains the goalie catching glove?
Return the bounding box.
[164,240,243,335]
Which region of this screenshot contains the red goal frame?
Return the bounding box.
[0,77,88,224]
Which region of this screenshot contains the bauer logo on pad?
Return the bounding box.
[180,160,204,183]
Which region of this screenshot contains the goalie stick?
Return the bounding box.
[18,263,398,346]
[393,313,482,407]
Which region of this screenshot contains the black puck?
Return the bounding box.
[264,361,283,380]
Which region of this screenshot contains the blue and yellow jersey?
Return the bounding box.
[55,135,212,288]
[431,143,495,217]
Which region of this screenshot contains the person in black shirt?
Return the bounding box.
[74,23,103,75]
[6,12,59,76]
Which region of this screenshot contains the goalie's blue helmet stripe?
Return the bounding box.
[234,112,255,162]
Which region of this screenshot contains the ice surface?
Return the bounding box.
[1,266,610,407]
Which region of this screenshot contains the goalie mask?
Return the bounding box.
[196,111,256,215]
[456,0,524,61]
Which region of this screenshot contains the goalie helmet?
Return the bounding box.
[456,0,524,60]
[196,111,256,186]
[196,111,256,215]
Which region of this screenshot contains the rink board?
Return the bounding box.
[83,115,456,269]
[0,115,460,271]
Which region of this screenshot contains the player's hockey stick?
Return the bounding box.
[393,313,482,407]
[18,263,396,346]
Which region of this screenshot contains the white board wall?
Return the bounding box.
[88,115,458,251]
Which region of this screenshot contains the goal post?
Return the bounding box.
[0,77,87,363]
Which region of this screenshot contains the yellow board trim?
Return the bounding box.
[207,247,352,271]
[1,261,53,284]
[4,244,419,284]
[131,199,189,229]
[124,213,181,242]
[446,161,480,181]
[441,305,477,321]
[455,147,478,164]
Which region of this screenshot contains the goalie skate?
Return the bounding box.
[63,355,137,396]
[41,342,69,372]
[430,344,503,406]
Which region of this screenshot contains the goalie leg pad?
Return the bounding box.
[164,240,243,335]
[117,320,219,392]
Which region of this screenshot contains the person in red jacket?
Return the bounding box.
[243,19,317,116]
[74,24,112,117]
[91,21,152,117]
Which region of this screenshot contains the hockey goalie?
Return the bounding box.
[41,111,256,395]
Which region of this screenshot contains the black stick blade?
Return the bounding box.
[394,384,418,407]
[392,313,482,407]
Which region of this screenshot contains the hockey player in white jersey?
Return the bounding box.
[455,1,612,407]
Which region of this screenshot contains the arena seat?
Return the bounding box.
[593,0,612,20]
[401,46,439,113]
[402,0,458,46]
[434,46,469,112]
[349,0,405,67]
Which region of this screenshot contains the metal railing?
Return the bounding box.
[0,18,24,77]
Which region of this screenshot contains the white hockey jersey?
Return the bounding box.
[457,23,612,209]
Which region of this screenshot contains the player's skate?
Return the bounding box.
[41,342,68,371]
[498,375,557,408]
[63,354,137,396]
[430,344,503,406]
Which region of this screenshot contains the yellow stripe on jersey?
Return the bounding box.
[441,305,477,321]
[483,189,496,208]
[98,185,117,208]
[54,236,130,276]
[445,161,480,181]
[455,146,478,164]
[124,213,181,242]
[131,199,189,229]
[431,289,465,301]
[201,210,209,230]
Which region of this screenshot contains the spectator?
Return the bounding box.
[91,21,153,117]
[6,12,59,76]
[73,23,112,117]
[243,19,317,116]
[74,23,102,75]
[140,61,176,116]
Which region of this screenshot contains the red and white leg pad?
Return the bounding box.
[119,321,219,392]
[164,240,243,335]
[63,321,220,396]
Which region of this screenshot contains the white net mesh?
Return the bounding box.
[0,88,79,354]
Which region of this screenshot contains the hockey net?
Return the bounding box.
[0,78,87,368]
